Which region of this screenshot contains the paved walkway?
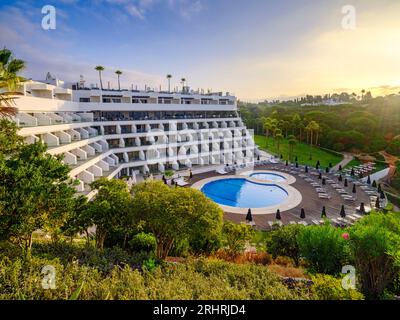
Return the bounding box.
[332,153,354,171]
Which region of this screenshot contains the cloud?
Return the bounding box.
[167,0,203,19]
[0,4,163,89]
[125,4,145,19]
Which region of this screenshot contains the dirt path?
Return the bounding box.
[332,153,354,171]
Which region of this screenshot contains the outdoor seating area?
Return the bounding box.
[206,159,386,231]
[342,162,376,178]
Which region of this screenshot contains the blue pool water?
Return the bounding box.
[250,172,287,182]
[201,178,288,208]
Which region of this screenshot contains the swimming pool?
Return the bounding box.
[250,172,287,182]
[201,178,288,208]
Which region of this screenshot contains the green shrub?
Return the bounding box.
[349,212,400,299]
[0,246,309,300]
[310,274,364,300]
[298,223,351,275]
[222,221,255,254]
[266,224,304,266]
[128,232,157,254]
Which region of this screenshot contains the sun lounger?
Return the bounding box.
[267,221,274,228]
[346,215,358,222]
[298,221,308,226]
[216,169,228,175]
[337,217,353,226]
[312,219,320,225]
[318,193,331,199]
[289,221,297,225]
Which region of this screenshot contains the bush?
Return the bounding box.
[128,232,157,254]
[266,224,304,266]
[310,274,364,300]
[0,247,310,300]
[222,221,255,255]
[349,212,400,299]
[298,223,351,275]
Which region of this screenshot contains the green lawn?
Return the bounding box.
[344,158,388,173]
[254,135,343,168]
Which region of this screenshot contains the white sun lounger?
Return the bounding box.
[318,193,331,199]
[216,169,228,175]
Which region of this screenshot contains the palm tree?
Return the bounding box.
[361,89,365,100]
[263,117,277,148]
[275,131,284,153]
[0,48,26,118]
[95,65,105,90]
[181,78,186,92]
[306,120,319,159]
[115,70,122,90]
[166,74,172,92]
[287,135,297,161]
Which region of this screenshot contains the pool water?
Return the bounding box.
[250,172,286,182]
[201,178,288,208]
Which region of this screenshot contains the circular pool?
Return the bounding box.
[250,172,287,182]
[201,178,288,208]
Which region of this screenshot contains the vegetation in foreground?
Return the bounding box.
[0,48,399,300]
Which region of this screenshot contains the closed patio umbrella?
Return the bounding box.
[340,205,346,218]
[380,190,385,199]
[375,197,380,209]
[367,175,371,185]
[295,156,298,162]
[246,208,253,222]
[318,172,322,180]
[317,160,320,167]
[189,169,193,179]
[338,174,343,182]
[276,209,281,220]
[321,206,327,218]
[352,184,357,194]
[300,208,306,219]
[359,202,366,214]
[350,168,355,176]
[344,178,348,187]
[339,165,342,171]
[322,178,326,185]
[305,166,309,173]
[285,160,289,166]
[372,180,377,188]
[295,162,299,168]
[325,167,329,173]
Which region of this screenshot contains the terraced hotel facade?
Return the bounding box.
[13,78,257,197]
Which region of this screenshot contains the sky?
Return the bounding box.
[0,0,400,101]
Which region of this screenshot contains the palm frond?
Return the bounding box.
[0,93,17,118]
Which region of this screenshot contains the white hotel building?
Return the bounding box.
[13,77,257,196]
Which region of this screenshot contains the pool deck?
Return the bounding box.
[187,163,373,231]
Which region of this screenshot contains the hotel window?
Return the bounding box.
[102,98,111,103]
[79,97,90,102]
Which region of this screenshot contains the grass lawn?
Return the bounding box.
[254,135,343,168]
